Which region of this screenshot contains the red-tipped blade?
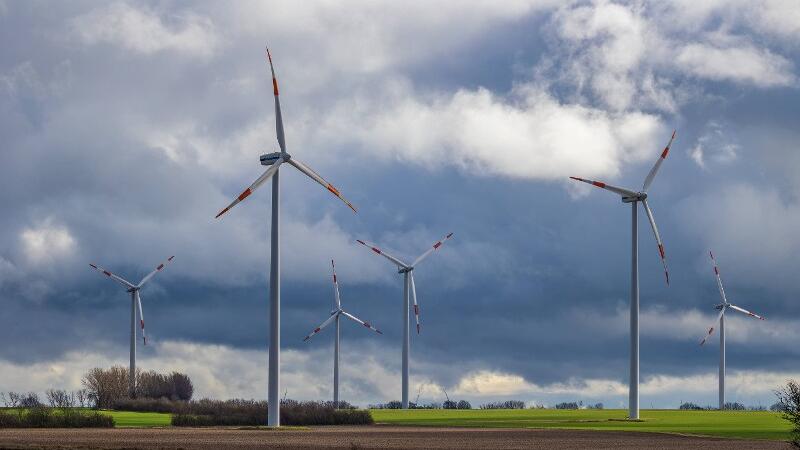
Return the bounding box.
[642,199,669,286]
[215,159,283,219]
[355,239,409,268]
[88,263,135,289]
[642,130,676,192]
[266,47,286,153]
[411,232,454,268]
[569,177,638,198]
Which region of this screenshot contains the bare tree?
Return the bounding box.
[170,372,193,401]
[82,366,130,408]
[75,389,89,408]
[777,380,800,448]
[19,392,41,408]
[5,392,20,408]
[46,389,75,409]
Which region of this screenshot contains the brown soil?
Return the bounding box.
[0,426,790,449]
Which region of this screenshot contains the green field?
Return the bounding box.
[98,410,172,427]
[370,408,792,440]
[0,408,171,428]
[2,407,792,440]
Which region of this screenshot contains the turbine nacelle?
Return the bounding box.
[398,266,414,274]
[621,192,647,203]
[261,152,287,166]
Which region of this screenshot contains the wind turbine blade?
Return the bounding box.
[215,158,284,218]
[700,307,726,346]
[137,255,175,288]
[331,259,341,309]
[642,199,669,285]
[286,158,357,213]
[341,310,382,335]
[411,232,454,268]
[728,304,766,320]
[569,177,638,198]
[709,251,729,304]
[355,239,410,268]
[302,313,338,342]
[642,130,676,192]
[410,271,420,334]
[88,263,135,289]
[266,47,286,153]
[136,292,147,346]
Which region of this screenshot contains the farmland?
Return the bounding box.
[370,408,792,440]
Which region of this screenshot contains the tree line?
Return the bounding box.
[81,366,193,408]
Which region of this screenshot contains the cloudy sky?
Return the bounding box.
[2,0,800,409]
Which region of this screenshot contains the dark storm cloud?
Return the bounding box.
[1,0,799,407]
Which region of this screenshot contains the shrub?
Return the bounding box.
[679,402,705,410]
[776,380,800,448]
[554,402,579,410]
[369,401,404,409]
[481,400,527,410]
[169,399,373,427]
[771,402,788,412]
[0,407,113,428]
[724,402,746,411]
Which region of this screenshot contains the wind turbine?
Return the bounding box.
[356,232,453,409]
[88,255,175,397]
[570,131,675,419]
[302,260,382,407]
[699,251,765,410]
[215,47,356,426]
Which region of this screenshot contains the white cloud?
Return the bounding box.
[224,0,559,82]
[545,0,795,115]
[307,79,666,183]
[753,0,800,39]
[453,370,539,396]
[676,42,795,87]
[0,340,397,405]
[449,368,799,403]
[70,2,220,58]
[688,121,739,169]
[552,1,658,111]
[659,0,800,42]
[1,339,796,407]
[19,219,76,266]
